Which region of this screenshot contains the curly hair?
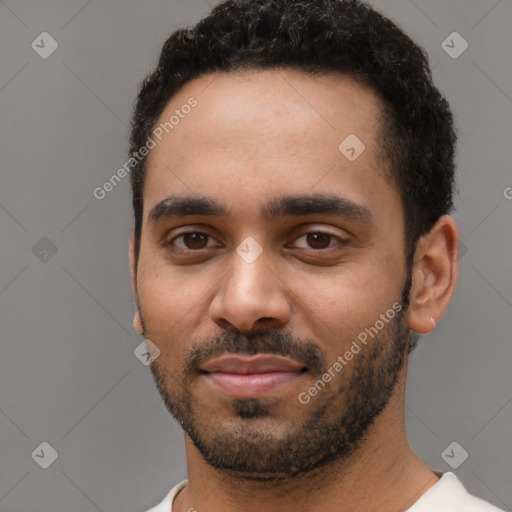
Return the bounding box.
[129,0,456,272]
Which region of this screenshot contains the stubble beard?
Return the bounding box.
[145,278,412,480]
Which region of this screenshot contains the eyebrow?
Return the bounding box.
[147,193,375,226]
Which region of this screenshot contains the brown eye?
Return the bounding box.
[291,231,343,250]
[169,232,218,251]
[183,233,208,249]
[305,232,333,249]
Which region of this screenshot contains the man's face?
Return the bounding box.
[132,69,412,478]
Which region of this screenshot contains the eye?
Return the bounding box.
[167,231,222,251]
[290,231,345,250]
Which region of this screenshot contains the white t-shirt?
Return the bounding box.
[144,472,506,512]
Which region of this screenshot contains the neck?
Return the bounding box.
[173,365,440,512]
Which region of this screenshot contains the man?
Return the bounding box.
[128,1,505,511]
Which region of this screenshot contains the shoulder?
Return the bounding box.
[408,472,506,512]
[144,480,188,512]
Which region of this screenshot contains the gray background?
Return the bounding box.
[0,0,511,510]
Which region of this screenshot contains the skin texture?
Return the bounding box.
[129,69,459,512]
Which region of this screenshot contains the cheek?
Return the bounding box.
[289,259,402,339]
[139,276,200,323]
[136,257,218,344]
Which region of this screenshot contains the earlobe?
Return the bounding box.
[133,309,144,336]
[129,233,143,336]
[129,233,137,295]
[408,215,459,334]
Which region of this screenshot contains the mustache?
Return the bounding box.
[183,330,328,377]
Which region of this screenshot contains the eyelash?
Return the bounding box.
[166,230,346,252]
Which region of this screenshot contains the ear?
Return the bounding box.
[408,215,459,334]
[129,233,144,336]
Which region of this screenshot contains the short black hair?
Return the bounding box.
[129,0,456,272]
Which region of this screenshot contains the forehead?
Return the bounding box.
[142,69,398,224]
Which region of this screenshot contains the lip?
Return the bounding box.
[201,354,306,374]
[200,355,307,398]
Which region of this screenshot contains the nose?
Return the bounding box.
[209,249,291,332]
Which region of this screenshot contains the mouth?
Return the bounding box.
[199,354,308,398]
